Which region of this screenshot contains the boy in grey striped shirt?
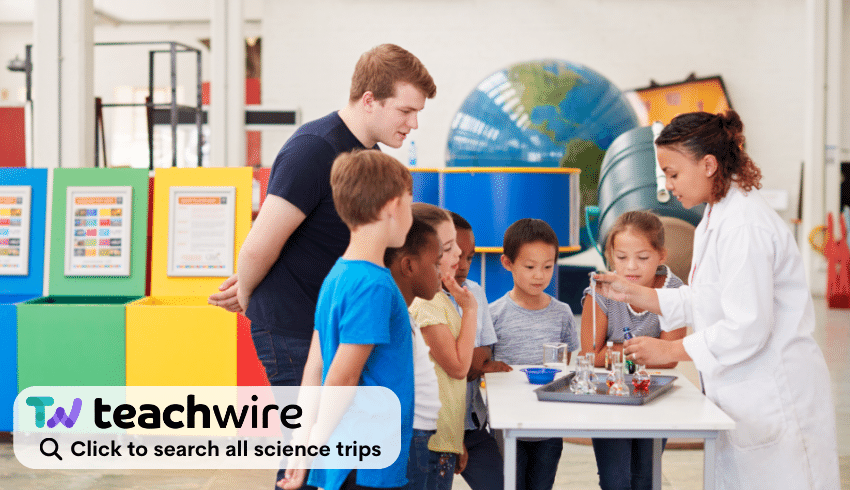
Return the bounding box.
[490,218,578,490]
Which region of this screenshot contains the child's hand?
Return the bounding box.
[482,360,512,373]
[455,445,468,474]
[443,272,477,312]
[593,272,632,303]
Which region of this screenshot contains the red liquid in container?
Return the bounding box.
[632,379,651,392]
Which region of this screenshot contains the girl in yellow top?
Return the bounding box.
[409,203,478,489]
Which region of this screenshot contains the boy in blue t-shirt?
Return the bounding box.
[489,218,579,490]
[279,150,415,490]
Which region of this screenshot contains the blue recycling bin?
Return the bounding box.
[0,168,48,431]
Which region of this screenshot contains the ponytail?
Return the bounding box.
[656,110,762,202]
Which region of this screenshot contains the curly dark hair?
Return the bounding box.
[655,110,762,202]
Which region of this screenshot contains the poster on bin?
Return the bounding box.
[0,185,31,276]
[167,186,235,277]
[64,186,133,276]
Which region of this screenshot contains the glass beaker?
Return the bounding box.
[607,361,629,396]
[606,351,621,387]
[543,343,567,369]
[570,357,594,394]
[632,364,651,393]
[585,353,600,385]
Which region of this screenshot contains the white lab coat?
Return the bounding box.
[657,186,839,490]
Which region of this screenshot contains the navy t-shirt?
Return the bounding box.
[246,111,374,338]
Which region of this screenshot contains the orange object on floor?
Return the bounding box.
[825,212,850,309]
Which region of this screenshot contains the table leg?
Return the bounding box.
[503,431,516,490]
[652,438,663,490]
[703,436,716,490]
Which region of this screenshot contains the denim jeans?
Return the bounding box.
[404,429,437,490]
[515,438,563,490]
[431,451,457,490]
[251,327,312,387]
[590,438,667,490]
[460,427,504,490]
[251,326,314,490]
[403,442,456,490]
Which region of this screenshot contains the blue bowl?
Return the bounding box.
[520,367,561,385]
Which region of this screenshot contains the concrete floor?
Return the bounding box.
[1,298,847,489]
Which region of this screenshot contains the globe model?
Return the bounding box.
[446,59,640,206]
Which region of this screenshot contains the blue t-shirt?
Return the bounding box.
[308,258,414,490]
[246,112,376,339]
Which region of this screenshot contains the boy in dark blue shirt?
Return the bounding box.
[280,150,415,490]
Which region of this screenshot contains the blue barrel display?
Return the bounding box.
[411,168,440,205]
[442,168,580,249]
[597,126,705,245]
[442,167,579,302]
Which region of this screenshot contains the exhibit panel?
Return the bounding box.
[0,168,47,431]
[126,168,252,387]
[17,168,150,392]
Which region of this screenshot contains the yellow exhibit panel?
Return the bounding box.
[126,297,237,386]
[149,168,252,297]
[125,168,252,387]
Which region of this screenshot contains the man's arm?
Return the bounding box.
[235,195,306,311]
[208,194,306,312]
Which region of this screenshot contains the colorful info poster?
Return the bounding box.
[0,185,31,276]
[64,186,133,276]
[167,186,236,277]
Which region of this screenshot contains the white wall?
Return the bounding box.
[0,19,262,168]
[0,24,33,106]
[261,0,825,223]
[2,1,846,212]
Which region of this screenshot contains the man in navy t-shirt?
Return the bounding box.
[207,45,435,487]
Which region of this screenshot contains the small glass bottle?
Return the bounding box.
[606,351,621,387]
[622,326,636,374]
[585,353,600,385]
[607,361,629,396]
[632,364,651,393]
[604,341,614,370]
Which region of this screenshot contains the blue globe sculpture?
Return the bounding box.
[446,59,640,207]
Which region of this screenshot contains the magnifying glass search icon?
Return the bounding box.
[40,438,63,461]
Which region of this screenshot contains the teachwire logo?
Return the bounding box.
[26,396,83,428]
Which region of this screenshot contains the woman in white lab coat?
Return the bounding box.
[594,111,839,489]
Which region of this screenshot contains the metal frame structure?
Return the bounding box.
[96,41,203,170]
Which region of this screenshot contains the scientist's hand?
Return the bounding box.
[277,468,307,489]
[208,274,243,313]
[624,336,674,366]
[592,272,632,304]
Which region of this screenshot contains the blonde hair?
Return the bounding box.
[411,202,451,229]
[331,149,412,228]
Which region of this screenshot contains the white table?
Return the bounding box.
[484,367,734,490]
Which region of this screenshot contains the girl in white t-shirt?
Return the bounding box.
[386,216,462,490]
